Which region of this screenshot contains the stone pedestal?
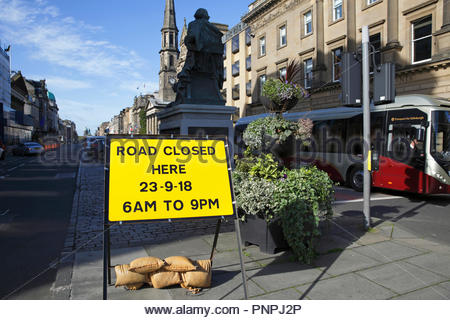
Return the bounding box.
[157,104,237,156]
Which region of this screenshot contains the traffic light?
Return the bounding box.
[373,62,395,105]
[341,52,362,107]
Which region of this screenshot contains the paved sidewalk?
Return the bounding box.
[53,161,450,300]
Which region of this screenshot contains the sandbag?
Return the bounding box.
[126,283,145,290]
[164,256,197,272]
[150,267,182,289]
[129,256,165,274]
[114,264,146,287]
[181,259,212,289]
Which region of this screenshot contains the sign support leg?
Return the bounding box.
[209,219,222,262]
[234,218,248,300]
[103,223,108,300]
[107,226,112,285]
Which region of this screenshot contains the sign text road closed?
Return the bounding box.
[107,137,235,222]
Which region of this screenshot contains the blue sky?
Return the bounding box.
[0,0,249,135]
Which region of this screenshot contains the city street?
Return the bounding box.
[0,145,80,299]
[1,152,449,300]
[334,187,450,246]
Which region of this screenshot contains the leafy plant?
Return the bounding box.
[262,59,308,113]
[243,116,313,152]
[139,107,147,134]
[233,165,334,263]
[232,170,278,222]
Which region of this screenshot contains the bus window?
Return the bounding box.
[387,123,426,167]
[346,114,362,155]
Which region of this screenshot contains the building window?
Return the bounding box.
[163,32,167,47]
[223,44,227,59]
[279,25,287,47]
[367,0,378,5]
[223,67,226,81]
[369,33,381,72]
[246,80,252,96]
[259,36,266,56]
[279,67,287,81]
[246,55,251,71]
[259,74,266,97]
[169,33,174,46]
[232,84,240,100]
[232,35,239,54]
[304,58,313,89]
[412,15,432,64]
[169,55,174,67]
[304,11,312,35]
[245,28,252,46]
[332,47,343,82]
[232,61,240,77]
[333,0,343,21]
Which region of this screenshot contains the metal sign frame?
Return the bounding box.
[103,134,248,300]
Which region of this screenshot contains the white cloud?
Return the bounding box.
[44,76,92,90]
[0,0,146,79]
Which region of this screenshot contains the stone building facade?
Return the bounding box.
[225,0,450,117]
[223,22,253,117]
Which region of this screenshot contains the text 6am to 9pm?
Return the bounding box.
[107,138,235,222]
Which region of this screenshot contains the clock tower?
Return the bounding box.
[159,0,179,102]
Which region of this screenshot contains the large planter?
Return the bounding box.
[240,215,289,254]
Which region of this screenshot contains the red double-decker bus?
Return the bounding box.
[235,95,450,194]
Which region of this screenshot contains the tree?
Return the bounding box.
[139,108,147,134]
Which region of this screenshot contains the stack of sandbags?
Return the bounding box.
[114,255,212,294]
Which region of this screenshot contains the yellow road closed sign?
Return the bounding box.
[106,136,235,222]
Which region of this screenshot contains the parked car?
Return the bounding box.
[83,136,105,161]
[12,142,45,156]
[83,136,105,152]
[0,140,6,160]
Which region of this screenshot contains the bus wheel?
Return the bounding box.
[349,166,364,192]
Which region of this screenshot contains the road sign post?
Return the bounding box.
[362,26,371,230]
[103,135,248,299]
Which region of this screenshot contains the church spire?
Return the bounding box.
[159,0,179,102]
[162,0,178,32]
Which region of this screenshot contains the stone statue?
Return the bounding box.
[171,8,225,106]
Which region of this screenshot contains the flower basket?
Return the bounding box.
[268,97,299,114]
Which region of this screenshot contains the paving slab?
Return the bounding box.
[250,288,303,300]
[392,283,450,300]
[110,246,149,266]
[144,237,212,259]
[351,241,425,263]
[354,229,391,245]
[248,262,327,292]
[315,233,360,255]
[202,230,238,253]
[395,238,450,256]
[404,252,450,277]
[357,261,446,294]
[210,249,260,272]
[108,284,172,300]
[166,270,265,300]
[242,246,294,267]
[296,273,395,299]
[377,224,417,240]
[313,250,381,276]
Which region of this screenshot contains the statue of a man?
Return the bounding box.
[172,8,225,106]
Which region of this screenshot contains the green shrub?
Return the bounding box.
[242,116,312,151]
[233,163,334,264]
[273,167,334,264]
